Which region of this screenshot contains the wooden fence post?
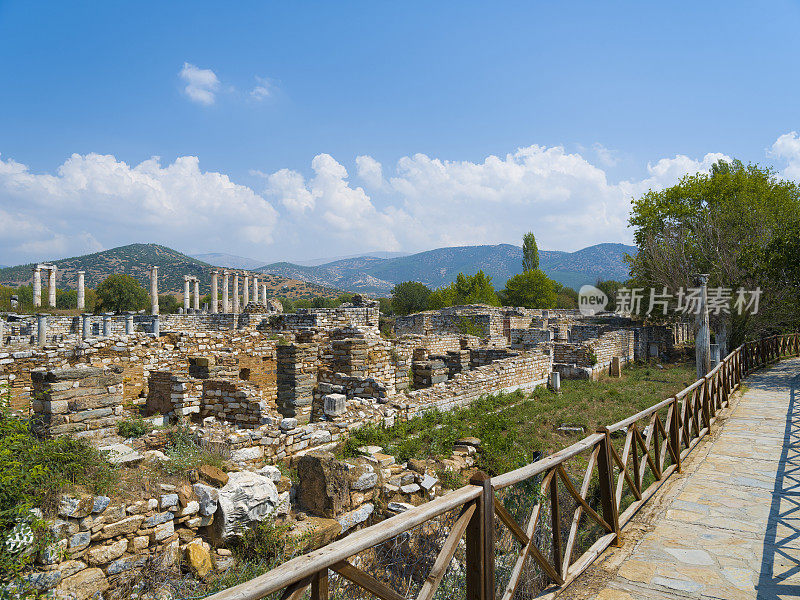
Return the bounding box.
[467,471,494,600]
[596,428,621,545]
[670,398,682,473]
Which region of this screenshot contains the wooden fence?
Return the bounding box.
[207,333,800,600]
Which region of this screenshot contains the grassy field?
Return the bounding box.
[343,359,697,476]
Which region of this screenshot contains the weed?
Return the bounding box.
[117,417,151,439]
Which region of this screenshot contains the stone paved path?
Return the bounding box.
[561,358,800,600]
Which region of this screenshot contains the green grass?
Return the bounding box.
[342,360,696,476]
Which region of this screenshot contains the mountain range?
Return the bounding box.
[0,244,341,298]
[258,243,637,294]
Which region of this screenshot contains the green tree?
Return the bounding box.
[95,274,149,313]
[158,294,180,314]
[56,288,98,311]
[429,271,499,308]
[500,270,557,308]
[556,286,579,309]
[522,232,539,271]
[391,281,433,315]
[629,159,800,342]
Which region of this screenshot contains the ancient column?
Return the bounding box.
[32,266,42,308]
[695,274,711,379]
[102,314,111,337]
[262,283,267,305]
[124,313,134,335]
[252,276,259,303]
[193,278,200,311]
[150,266,159,315]
[183,277,191,311]
[82,313,91,340]
[76,271,85,311]
[37,314,47,346]
[222,271,229,313]
[48,266,57,308]
[0,318,5,346]
[243,275,250,306]
[152,315,160,337]
[233,274,240,314]
[210,271,219,314]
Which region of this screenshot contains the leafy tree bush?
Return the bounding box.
[500,269,557,308]
[56,288,98,311]
[0,412,116,578]
[522,232,539,271]
[390,281,432,315]
[95,274,149,313]
[117,417,151,438]
[158,294,181,314]
[429,271,499,308]
[556,287,578,309]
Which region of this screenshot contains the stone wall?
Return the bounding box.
[31,365,125,444]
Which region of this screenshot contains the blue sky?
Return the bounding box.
[2,1,800,265]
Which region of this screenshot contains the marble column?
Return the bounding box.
[243,275,250,306]
[0,318,5,346]
[193,279,200,311]
[37,314,47,346]
[48,266,57,308]
[150,266,159,315]
[152,315,160,337]
[252,277,259,303]
[695,274,711,379]
[262,283,267,304]
[102,314,111,337]
[222,271,229,314]
[125,313,134,335]
[183,277,191,311]
[233,274,240,314]
[210,271,219,314]
[32,266,42,308]
[82,313,91,340]
[77,271,85,311]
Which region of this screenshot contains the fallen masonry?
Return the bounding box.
[0,286,695,597]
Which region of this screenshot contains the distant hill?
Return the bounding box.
[0,244,341,299]
[191,253,267,270]
[259,243,637,294]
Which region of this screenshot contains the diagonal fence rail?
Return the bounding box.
[206,333,800,600]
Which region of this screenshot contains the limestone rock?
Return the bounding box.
[288,516,341,551]
[87,538,127,565]
[55,567,109,600]
[185,541,213,578]
[99,444,144,466]
[338,503,374,534]
[199,465,229,487]
[297,451,351,518]
[257,465,282,481]
[193,483,219,517]
[213,471,279,542]
[177,483,196,507]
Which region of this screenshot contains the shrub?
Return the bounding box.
[457,317,486,337]
[0,413,117,578]
[117,417,150,439]
[159,426,226,475]
[436,469,463,490]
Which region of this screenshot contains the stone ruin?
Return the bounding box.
[0,272,695,598]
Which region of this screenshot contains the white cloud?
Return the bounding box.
[355,155,384,189]
[0,152,278,264]
[250,76,272,101]
[768,131,800,180]
[179,62,220,105]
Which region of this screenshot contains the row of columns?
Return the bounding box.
[30,312,137,346]
[33,264,87,309]
[147,267,269,316]
[208,270,268,314]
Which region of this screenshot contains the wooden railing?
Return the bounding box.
[207,333,800,600]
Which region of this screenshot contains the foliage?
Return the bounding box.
[428,271,499,309]
[159,426,226,475]
[117,417,151,439]
[95,274,149,313]
[594,279,623,309]
[341,361,695,476]
[500,269,557,308]
[55,288,98,311]
[0,413,117,578]
[456,317,486,337]
[629,159,800,342]
[158,294,181,314]
[390,282,432,315]
[377,297,393,315]
[435,469,463,490]
[0,285,33,313]
[555,286,578,309]
[522,232,539,272]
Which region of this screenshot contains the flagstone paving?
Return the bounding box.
[559,358,800,600]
